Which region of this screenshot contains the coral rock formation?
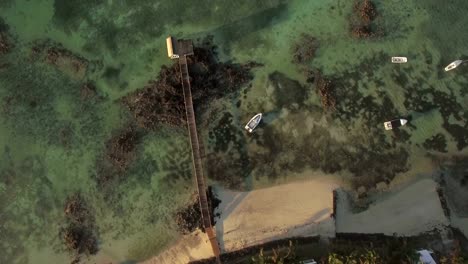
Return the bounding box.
[94,125,142,192]
[350,0,379,39]
[292,34,319,64]
[80,82,98,101]
[315,71,336,110]
[122,37,260,130]
[61,194,99,263]
[351,25,374,38]
[0,33,12,55]
[31,41,90,79]
[106,126,140,171]
[174,187,221,234]
[356,0,377,23]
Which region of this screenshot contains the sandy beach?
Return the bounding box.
[215,177,338,251]
[142,229,215,264]
[3,0,468,262]
[144,177,453,263]
[143,176,339,263]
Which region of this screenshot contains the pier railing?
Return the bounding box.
[178,55,221,263]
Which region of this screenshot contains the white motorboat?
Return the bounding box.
[384,118,407,130]
[417,250,436,264]
[445,60,464,71]
[391,57,407,63]
[245,113,262,133]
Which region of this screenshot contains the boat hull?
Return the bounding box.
[384,119,407,130]
[445,60,463,71]
[245,113,262,133]
[391,57,407,63]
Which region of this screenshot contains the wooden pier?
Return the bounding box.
[169,37,222,264]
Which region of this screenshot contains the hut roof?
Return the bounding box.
[166,36,193,59]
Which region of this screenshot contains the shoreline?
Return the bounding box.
[213,177,338,252]
[142,175,454,263]
[142,176,338,264]
[189,232,448,264]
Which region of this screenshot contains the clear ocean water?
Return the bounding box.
[1,0,468,263]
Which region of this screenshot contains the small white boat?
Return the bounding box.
[417,250,436,264]
[245,113,262,133]
[384,118,407,130]
[391,57,407,63]
[444,60,464,71]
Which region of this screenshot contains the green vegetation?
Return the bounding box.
[248,238,468,264]
[251,241,300,264]
[327,250,381,264]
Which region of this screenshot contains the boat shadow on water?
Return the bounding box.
[260,110,281,126]
[247,110,281,136]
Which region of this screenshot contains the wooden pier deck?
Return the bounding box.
[178,55,222,264]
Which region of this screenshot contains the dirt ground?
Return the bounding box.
[336,178,449,235]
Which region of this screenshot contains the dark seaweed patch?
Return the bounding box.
[400,69,468,150]
[291,34,319,64]
[0,31,12,55]
[335,78,399,128]
[206,112,251,189]
[60,193,99,263]
[122,36,260,130]
[102,66,121,80]
[174,187,221,234]
[0,17,8,32]
[348,0,383,39]
[247,53,411,187]
[94,125,143,190]
[315,71,336,111]
[444,124,468,150]
[251,120,409,189]
[423,133,447,153]
[174,193,202,234]
[209,112,238,153]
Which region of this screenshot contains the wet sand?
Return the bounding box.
[142,230,214,264]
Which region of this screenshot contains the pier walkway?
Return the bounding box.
[178,52,222,263]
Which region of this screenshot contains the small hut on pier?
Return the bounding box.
[166,36,194,59]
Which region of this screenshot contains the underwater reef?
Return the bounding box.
[60,193,99,263]
[122,37,261,130]
[349,0,381,38]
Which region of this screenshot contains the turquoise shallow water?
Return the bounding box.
[1,0,468,263]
